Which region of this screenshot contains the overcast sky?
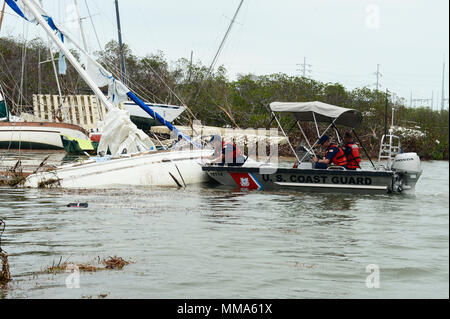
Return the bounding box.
[2,0,449,109]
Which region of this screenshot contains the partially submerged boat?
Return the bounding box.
[24,148,211,188]
[203,101,422,194]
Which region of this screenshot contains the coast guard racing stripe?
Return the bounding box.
[229,173,263,190]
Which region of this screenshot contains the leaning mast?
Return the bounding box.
[114,0,126,84]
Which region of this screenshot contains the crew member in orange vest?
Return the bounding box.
[209,135,246,166]
[313,135,347,169]
[343,132,361,170]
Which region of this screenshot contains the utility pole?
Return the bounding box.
[431,91,434,110]
[297,57,312,78]
[188,50,193,82]
[114,0,126,84]
[374,64,382,91]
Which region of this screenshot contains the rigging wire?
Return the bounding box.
[192,0,244,106]
[84,0,102,52]
[77,1,183,110]
[84,0,198,119]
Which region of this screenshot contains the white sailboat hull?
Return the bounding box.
[0,122,88,149]
[24,149,213,188]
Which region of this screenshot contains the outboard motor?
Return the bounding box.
[391,152,422,192]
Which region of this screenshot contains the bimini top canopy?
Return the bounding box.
[270,101,362,128]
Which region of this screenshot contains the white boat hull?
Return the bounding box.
[0,122,88,149]
[124,102,185,123]
[24,149,213,188]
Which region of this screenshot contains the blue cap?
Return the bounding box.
[318,135,330,145]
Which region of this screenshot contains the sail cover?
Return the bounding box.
[5,0,43,22]
[97,108,155,156]
[270,101,362,128]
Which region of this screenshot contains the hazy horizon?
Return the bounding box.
[1,0,449,109]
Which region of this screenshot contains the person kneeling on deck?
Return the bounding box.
[313,135,347,169]
[343,132,361,170]
[209,135,246,167]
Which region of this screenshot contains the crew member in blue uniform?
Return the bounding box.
[313,135,348,169]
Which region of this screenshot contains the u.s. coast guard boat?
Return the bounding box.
[203,101,422,194]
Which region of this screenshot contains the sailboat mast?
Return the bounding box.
[21,0,113,112]
[114,0,126,84]
[74,0,103,121]
[39,0,68,121]
[0,0,6,32]
[74,0,88,53]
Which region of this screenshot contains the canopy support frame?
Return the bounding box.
[271,111,301,164]
[297,119,337,165]
[296,121,317,158]
[352,129,375,169]
[312,112,320,138]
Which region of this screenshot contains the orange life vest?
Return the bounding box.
[325,143,347,167]
[346,142,361,170]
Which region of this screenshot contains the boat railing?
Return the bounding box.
[378,132,401,169]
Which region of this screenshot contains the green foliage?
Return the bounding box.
[0,37,448,160]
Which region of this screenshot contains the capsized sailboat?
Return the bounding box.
[203,101,422,194]
[6,0,212,188]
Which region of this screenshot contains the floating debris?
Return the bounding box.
[0,157,54,188]
[103,256,131,270]
[45,256,132,274]
[289,262,317,270]
[0,252,11,284]
[38,178,61,189]
[46,262,102,273]
[0,219,11,284]
[67,203,89,208]
[0,160,29,187]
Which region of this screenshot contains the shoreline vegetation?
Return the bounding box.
[1,37,448,160]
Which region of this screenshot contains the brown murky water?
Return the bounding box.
[0,151,448,298]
